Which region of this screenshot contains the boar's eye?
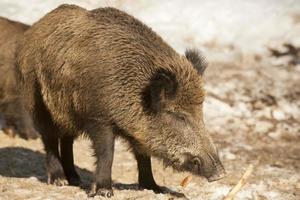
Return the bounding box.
[192,157,203,171]
[183,153,203,173]
[192,157,201,168]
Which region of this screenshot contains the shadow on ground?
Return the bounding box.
[0,147,186,198]
[113,183,186,198]
[0,147,93,183]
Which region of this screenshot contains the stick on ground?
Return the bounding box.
[223,164,254,200]
[180,175,192,188]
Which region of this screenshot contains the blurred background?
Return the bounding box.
[1,0,300,59]
[0,1,299,200]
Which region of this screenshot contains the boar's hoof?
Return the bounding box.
[68,176,81,186]
[97,189,114,198]
[88,183,114,198]
[2,127,17,138]
[47,172,68,186]
[19,129,39,140]
[25,129,39,140]
[140,185,186,198]
[49,177,69,186]
[88,188,114,198]
[139,184,166,194]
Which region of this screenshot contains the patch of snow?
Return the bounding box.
[204,97,235,118]
[208,184,230,200]
[0,0,299,58]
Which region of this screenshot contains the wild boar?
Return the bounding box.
[16,4,225,197]
[0,17,38,139]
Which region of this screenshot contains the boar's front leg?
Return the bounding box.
[88,125,115,198]
[60,135,81,186]
[133,149,164,193]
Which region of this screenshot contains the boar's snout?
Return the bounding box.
[203,153,226,182]
[207,162,226,182]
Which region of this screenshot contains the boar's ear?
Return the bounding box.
[142,68,178,114]
[185,48,207,75]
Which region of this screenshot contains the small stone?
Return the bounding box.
[272,109,286,120]
[254,121,273,134]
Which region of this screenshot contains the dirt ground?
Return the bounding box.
[0,51,299,200]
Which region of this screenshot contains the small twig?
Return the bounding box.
[223,164,254,200]
[269,43,300,58]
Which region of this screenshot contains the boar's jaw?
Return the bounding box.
[207,169,225,182]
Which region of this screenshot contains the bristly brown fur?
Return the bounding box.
[185,48,208,75]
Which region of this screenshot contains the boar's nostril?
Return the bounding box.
[207,165,226,182]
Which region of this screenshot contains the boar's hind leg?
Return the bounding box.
[40,130,68,186]
[88,125,115,198]
[133,148,164,193]
[33,89,67,186]
[60,135,81,186]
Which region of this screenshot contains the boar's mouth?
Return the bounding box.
[207,169,226,182]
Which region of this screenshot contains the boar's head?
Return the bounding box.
[140,49,225,182]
